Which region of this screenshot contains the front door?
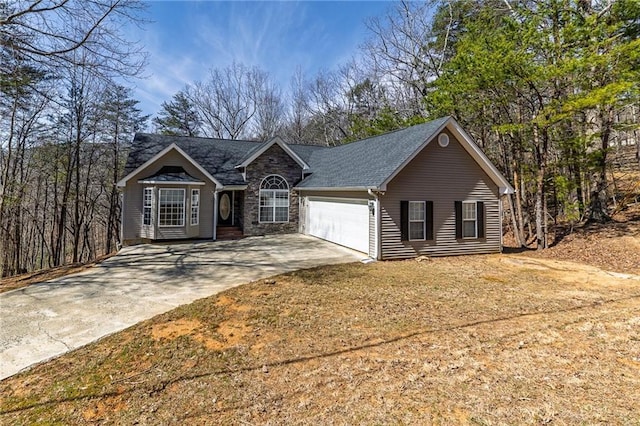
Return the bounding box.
[218,191,233,226]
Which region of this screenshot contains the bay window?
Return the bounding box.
[158,188,185,227]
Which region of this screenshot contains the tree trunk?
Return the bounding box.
[53,143,74,267]
[106,118,120,254]
[72,117,82,263]
[507,193,523,247]
[513,164,526,246]
[535,170,545,250]
[533,124,547,250]
[588,108,613,223]
[543,187,549,249]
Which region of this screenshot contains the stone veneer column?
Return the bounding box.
[243,144,302,236]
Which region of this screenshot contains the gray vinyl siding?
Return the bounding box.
[380,129,501,259]
[298,196,307,234]
[369,201,377,258]
[122,149,216,243]
[123,182,146,241]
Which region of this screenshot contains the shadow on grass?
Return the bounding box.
[501,246,536,254]
[4,291,639,416]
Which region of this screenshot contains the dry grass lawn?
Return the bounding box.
[0,254,114,294]
[513,201,640,276]
[1,254,639,425]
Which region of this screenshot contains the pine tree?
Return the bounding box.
[152,90,201,137]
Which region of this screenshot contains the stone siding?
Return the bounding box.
[243,144,302,235]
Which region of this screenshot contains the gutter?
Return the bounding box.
[295,186,378,192]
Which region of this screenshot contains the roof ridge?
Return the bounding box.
[286,141,329,148]
[321,116,450,151]
[134,116,450,148]
[135,132,261,144]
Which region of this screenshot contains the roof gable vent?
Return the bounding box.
[438,133,449,147]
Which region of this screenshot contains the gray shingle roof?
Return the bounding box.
[124,134,262,186]
[139,166,203,183]
[236,139,270,165]
[296,116,450,189]
[288,143,329,164]
[123,117,450,189]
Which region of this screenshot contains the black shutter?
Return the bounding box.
[455,201,462,239]
[400,201,408,241]
[425,201,434,240]
[477,201,485,238]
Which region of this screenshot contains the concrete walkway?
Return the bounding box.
[0,235,363,380]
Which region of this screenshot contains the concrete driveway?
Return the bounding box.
[0,234,363,380]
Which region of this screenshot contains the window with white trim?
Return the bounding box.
[259,175,289,223]
[462,201,477,238]
[190,189,200,226]
[409,201,426,240]
[158,188,185,227]
[143,187,153,226]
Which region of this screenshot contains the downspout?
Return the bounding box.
[213,188,221,240]
[119,192,124,249]
[368,188,380,260]
[499,195,504,252]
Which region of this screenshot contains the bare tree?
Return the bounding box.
[0,0,148,277]
[305,69,351,146]
[0,58,51,276]
[187,62,285,141]
[0,0,147,78]
[189,62,254,139]
[252,72,285,141]
[362,1,439,115]
[50,57,104,265]
[282,67,312,144]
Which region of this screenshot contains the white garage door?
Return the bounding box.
[307,197,370,254]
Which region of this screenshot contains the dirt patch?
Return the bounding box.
[191,319,251,351]
[2,256,639,424]
[215,295,234,307]
[151,319,203,341]
[150,316,251,352]
[214,319,250,346]
[215,295,251,312]
[497,256,640,295]
[82,396,127,422]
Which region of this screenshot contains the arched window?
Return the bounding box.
[259,175,289,223]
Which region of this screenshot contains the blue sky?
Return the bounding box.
[131,1,393,118]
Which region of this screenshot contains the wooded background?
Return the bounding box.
[1,0,639,277]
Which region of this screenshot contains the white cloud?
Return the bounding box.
[129,1,389,119]
[132,13,206,117]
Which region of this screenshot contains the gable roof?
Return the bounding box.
[118,134,259,187]
[117,142,223,188]
[119,117,513,195]
[235,136,310,170]
[296,116,513,194]
[296,117,450,190]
